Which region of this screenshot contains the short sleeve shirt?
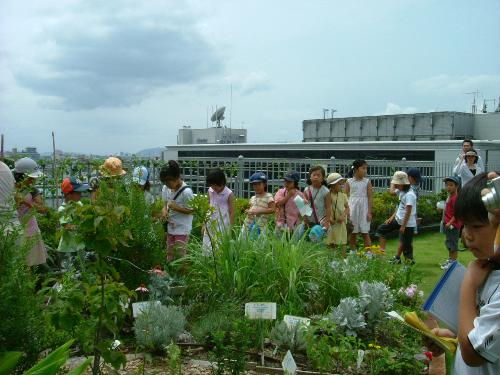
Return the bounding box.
[395,190,417,227]
[246,192,274,228]
[162,182,194,235]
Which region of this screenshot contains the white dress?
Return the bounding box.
[347,177,370,233]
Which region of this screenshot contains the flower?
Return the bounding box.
[368,343,382,349]
[150,266,166,277]
[135,284,149,293]
[424,351,433,361]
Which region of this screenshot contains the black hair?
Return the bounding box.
[463,139,474,147]
[400,184,411,192]
[143,180,151,192]
[14,172,25,183]
[347,159,368,178]
[206,168,227,186]
[307,165,327,186]
[455,172,488,223]
[160,160,181,182]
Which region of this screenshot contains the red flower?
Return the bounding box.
[424,351,433,361]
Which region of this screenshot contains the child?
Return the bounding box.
[326,172,349,257]
[203,168,235,253]
[303,166,331,230]
[274,171,304,235]
[439,176,462,270]
[13,157,47,267]
[345,160,372,251]
[432,172,499,373]
[376,171,417,264]
[133,166,154,205]
[160,160,194,262]
[244,172,275,235]
[57,177,89,270]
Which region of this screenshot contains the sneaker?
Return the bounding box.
[389,256,401,264]
[441,260,455,270]
[439,259,450,268]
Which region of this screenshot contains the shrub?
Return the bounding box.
[269,321,307,353]
[134,305,186,351]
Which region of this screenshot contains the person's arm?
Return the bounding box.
[458,260,492,366]
[274,189,289,207]
[32,194,48,214]
[399,204,412,233]
[169,201,194,214]
[258,199,275,215]
[366,181,373,222]
[344,181,350,197]
[339,199,349,223]
[477,155,485,171]
[228,193,235,226]
[453,160,464,176]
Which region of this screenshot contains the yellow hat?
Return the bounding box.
[100,157,126,177]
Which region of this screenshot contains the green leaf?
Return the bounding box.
[24,339,74,375]
[67,358,91,375]
[0,352,23,375]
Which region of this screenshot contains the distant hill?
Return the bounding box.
[135,147,163,158]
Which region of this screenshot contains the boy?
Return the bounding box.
[57,177,89,270]
[432,172,499,373]
[439,176,462,270]
[377,171,417,264]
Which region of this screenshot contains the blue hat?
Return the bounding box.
[444,176,460,185]
[133,166,149,186]
[284,171,300,183]
[406,168,421,182]
[250,171,267,183]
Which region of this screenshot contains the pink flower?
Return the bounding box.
[135,284,149,293]
[150,266,166,277]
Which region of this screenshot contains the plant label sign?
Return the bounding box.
[245,302,276,320]
[284,315,311,330]
[282,350,297,375]
[132,301,161,318]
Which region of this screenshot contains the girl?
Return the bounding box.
[376,171,417,263]
[432,172,499,374]
[346,159,373,251]
[203,168,235,253]
[326,172,349,257]
[303,165,331,230]
[133,166,154,205]
[274,171,304,235]
[244,172,275,235]
[13,157,47,266]
[160,160,194,261]
[453,149,484,187]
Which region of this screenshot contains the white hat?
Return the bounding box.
[327,172,345,185]
[12,157,43,178]
[391,171,410,185]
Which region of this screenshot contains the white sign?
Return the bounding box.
[132,301,161,318]
[282,350,297,375]
[245,302,277,320]
[284,315,311,330]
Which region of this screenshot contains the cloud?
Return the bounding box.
[11,2,222,110]
[375,102,418,115]
[412,74,500,96]
[225,71,271,95]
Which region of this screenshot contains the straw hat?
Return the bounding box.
[327,172,345,185]
[100,157,126,177]
[391,171,410,185]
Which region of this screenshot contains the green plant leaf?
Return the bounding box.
[0,351,23,375]
[24,339,74,375]
[67,358,91,375]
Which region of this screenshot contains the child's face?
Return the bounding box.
[252,181,265,194]
[284,180,295,190]
[355,165,368,177]
[330,183,341,192]
[394,184,403,190]
[408,176,417,185]
[310,171,324,186]
[463,220,496,260]
[165,177,181,190]
[210,184,224,193]
[445,181,457,194]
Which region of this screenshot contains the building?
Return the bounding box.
[7,147,41,160]
[177,126,247,145]
[302,111,500,142]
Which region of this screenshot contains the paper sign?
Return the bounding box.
[245,302,277,320]
[282,350,297,375]
[132,301,161,318]
[356,349,365,369]
[284,315,311,330]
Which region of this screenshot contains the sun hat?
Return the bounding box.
[391,171,410,185]
[100,157,126,177]
[132,166,149,186]
[249,171,267,183]
[406,168,421,183]
[327,172,345,185]
[61,176,90,195]
[443,176,461,186]
[12,157,43,178]
[284,171,300,183]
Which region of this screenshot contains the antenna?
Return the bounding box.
[483,98,497,113]
[323,108,329,119]
[230,85,233,142]
[330,109,337,119]
[465,90,480,114]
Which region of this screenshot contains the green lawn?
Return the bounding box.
[383,230,475,297]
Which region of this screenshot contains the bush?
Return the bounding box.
[134,304,186,351]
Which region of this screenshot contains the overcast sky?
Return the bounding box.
[1,0,499,155]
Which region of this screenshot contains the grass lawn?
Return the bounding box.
[383,230,475,297]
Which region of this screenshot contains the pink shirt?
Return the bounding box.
[208,186,232,231]
[274,188,304,230]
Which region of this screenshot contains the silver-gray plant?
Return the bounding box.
[357,281,394,324]
[134,304,186,351]
[330,297,366,336]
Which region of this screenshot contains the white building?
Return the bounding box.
[177,126,247,145]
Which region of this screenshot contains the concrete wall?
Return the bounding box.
[177,128,247,145]
[474,113,500,140]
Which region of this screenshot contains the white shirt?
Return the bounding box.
[162,182,194,235]
[453,270,500,374]
[395,190,417,227]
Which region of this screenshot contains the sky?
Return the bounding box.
[1,0,499,155]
